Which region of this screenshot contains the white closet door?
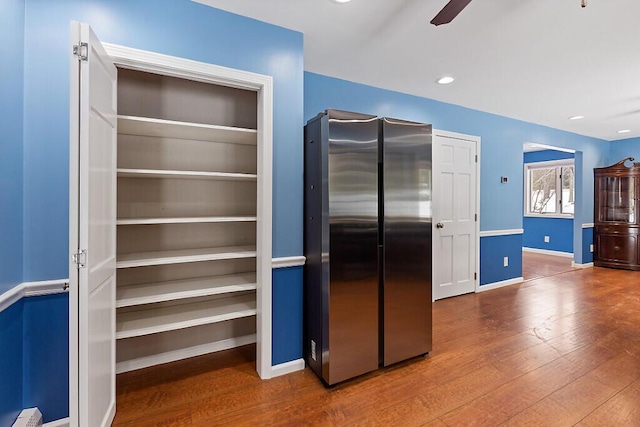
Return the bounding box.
[69,21,117,427]
[432,132,478,301]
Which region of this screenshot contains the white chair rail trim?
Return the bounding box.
[272,256,306,269]
[0,279,69,313]
[479,229,524,237]
[0,256,306,313]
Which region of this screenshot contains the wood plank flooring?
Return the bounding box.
[522,250,578,281]
[113,265,640,426]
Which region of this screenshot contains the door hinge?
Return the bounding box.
[72,250,87,269]
[475,213,478,222]
[474,272,477,280]
[73,42,89,61]
[475,154,478,163]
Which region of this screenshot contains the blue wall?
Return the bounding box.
[272,267,303,365]
[304,72,609,234]
[6,2,637,422]
[523,150,575,254]
[523,217,573,253]
[23,0,303,283]
[524,149,574,163]
[8,0,305,421]
[22,294,69,423]
[480,234,524,285]
[0,295,68,425]
[0,0,25,294]
[0,300,24,427]
[304,72,609,284]
[609,137,640,165]
[0,1,27,419]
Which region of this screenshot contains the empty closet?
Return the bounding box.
[70,23,273,427]
[114,68,260,372]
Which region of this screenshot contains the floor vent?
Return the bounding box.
[12,408,43,427]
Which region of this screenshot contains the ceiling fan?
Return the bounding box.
[431,0,588,26]
[430,0,472,26]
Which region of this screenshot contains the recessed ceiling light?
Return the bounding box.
[568,115,584,120]
[618,129,631,134]
[331,0,351,3]
[437,76,455,85]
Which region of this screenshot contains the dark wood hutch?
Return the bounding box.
[594,157,640,270]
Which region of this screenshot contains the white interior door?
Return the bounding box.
[433,131,479,300]
[69,21,117,427]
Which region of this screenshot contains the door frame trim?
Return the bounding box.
[102,42,274,379]
[432,129,481,296]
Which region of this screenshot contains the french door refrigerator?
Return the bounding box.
[304,109,432,386]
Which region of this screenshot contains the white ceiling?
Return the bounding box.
[195,0,640,141]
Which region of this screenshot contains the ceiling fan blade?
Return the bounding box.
[431,0,473,26]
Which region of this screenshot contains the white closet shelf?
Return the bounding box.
[116,246,256,269]
[116,293,256,339]
[116,333,257,374]
[118,115,257,145]
[117,216,257,225]
[116,273,257,308]
[117,168,257,181]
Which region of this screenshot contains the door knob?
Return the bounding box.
[436,223,444,229]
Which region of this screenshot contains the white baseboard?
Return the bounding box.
[572,261,594,268]
[522,247,573,258]
[271,358,305,378]
[0,279,69,313]
[477,277,524,292]
[43,418,69,427]
[116,334,257,374]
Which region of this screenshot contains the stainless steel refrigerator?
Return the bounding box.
[304,109,432,386]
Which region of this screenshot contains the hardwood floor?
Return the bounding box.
[522,250,578,282]
[113,266,640,426]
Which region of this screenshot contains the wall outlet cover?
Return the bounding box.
[544,236,550,243]
[503,256,509,267]
[590,244,594,253]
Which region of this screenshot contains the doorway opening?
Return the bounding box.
[522,143,578,281]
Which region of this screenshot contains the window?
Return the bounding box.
[525,159,574,216]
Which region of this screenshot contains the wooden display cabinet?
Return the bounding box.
[594,157,640,270]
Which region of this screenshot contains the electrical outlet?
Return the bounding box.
[590,244,594,253]
[503,256,509,267]
[544,236,550,243]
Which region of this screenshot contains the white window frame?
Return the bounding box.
[524,159,575,218]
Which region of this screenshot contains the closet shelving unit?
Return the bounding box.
[114,68,260,373]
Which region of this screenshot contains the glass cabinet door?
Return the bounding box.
[597,176,636,223]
